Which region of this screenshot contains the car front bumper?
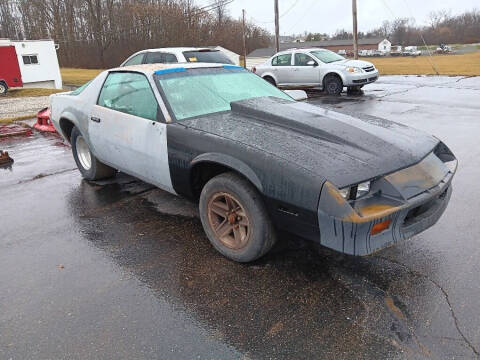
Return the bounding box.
[343,70,379,86]
[317,154,456,256]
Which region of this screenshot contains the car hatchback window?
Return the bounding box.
[272,54,292,66]
[98,72,158,121]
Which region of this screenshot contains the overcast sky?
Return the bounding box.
[198,0,478,35]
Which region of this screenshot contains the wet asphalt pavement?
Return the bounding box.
[1,75,479,359]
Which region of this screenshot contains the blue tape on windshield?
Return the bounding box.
[223,65,244,70]
[154,67,186,75]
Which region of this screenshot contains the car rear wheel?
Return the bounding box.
[71,126,116,181]
[324,74,343,95]
[199,172,276,262]
[0,82,7,96]
[263,76,276,87]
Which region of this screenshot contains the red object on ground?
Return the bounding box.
[34,107,57,133]
[0,124,32,138]
[0,45,23,89]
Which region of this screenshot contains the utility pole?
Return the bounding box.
[242,9,247,68]
[352,0,358,59]
[274,0,279,53]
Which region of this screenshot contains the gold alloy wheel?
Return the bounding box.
[207,192,250,249]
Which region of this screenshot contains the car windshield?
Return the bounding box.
[155,67,292,121]
[310,50,345,63]
[183,50,234,64]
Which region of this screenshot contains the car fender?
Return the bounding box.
[260,72,278,85]
[322,70,346,85]
[190,152,263,193]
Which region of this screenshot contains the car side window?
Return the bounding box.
[272,53,292,66]
[145,52,178,64]
[123,53,144,66]
[97,72,159,121]
[294,53,316,66]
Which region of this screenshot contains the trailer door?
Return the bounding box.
[0,46,23,88]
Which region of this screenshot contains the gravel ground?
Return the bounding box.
[0,96,49,119]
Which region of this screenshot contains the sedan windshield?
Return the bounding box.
[155,67,292,121]
[310,50,345,63]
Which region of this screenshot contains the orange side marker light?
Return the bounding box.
[371,220,392,235]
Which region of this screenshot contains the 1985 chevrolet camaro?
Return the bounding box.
[50,63,457,262]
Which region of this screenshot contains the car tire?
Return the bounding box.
[71,126,116,181]
[347,86,362,94]
[199,172,277,262]
[324,74,343,95]
[0,81,8,96]
[263,76,276,87]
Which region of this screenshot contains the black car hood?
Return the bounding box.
[179,97,438,188]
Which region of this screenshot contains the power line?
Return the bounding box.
[247,0,301,25]
[284,0,317,35]
[279,0,301,19]
[380,0,439,75]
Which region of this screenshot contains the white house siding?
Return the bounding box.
[378,39,392,52]
[12,40,62,89]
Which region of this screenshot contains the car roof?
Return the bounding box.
[134,47,217,53]
[274,47,330,55]
[110,62,233,75]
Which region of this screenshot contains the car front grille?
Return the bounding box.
[368,76,378,82]
[363,66,375,72]
[353,79,367,84]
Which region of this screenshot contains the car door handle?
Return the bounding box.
[90,116,101,123]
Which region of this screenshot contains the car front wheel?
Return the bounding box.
[324,74,343,95]
[199,172,276,262]
[71,126,116,181]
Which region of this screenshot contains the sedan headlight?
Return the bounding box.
[346,67,363,73]
[339,181,371,200]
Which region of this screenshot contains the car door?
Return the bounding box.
[144,52,178,64]
[271,53,293,86]
[88,71,175,193]
[292,52,320,86]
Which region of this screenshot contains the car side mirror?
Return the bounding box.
[307,60,318,67]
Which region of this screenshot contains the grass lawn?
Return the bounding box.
[61,68,103,86]
[362,51,480,76]
[59,53,479,87]
[5,88,66,98]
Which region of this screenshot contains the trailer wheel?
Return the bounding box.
[0,81,8,96]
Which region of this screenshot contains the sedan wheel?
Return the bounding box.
[200,172,276,262]
[324,75,343,95]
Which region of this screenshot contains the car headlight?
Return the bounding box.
[339,181,371,200]
[346,67,363,73]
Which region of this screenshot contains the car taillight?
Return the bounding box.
[252,66,256,73]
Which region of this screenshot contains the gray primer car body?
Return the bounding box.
[50,63,457,256]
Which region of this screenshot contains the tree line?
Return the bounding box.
[308,9,480,46]
[0,0,271,68]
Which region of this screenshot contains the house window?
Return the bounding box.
[22,55,39,65]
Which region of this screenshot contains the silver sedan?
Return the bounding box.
[253,48,379,95]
